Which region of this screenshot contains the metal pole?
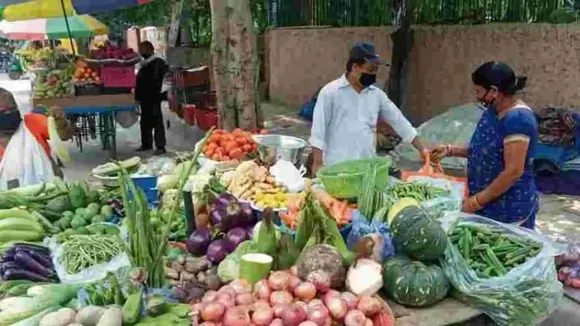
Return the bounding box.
[59,0,76,56]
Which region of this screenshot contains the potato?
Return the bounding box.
[75,306,105,326]
[96,307,123,326]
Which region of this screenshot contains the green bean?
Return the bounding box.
[59,234,124,274]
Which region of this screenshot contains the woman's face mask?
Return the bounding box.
[474,86,498,107]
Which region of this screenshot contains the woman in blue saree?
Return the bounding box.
[431,62,539,229]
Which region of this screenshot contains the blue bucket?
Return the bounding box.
[129,176,158,204]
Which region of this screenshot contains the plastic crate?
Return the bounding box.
[129,176,158,204]
[195,108,218,131]
[74,84,102,96]
[101,66,136,88]
[174,67,210,88]
[183,104,196,126]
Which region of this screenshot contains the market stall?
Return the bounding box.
[0,125,568,325]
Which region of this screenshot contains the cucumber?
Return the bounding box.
[92,156,142,177]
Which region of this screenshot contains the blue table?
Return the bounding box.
[33,95,138,159]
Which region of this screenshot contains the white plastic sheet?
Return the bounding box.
[0,124,54,190]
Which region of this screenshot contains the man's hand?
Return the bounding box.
[310,147,324,177]
[430,144,451,163]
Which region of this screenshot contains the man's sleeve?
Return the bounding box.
[378,92,417,143]
[309,88,330,151]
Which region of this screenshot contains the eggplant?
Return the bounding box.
[12,243,50,255]
[206,240,230,264]
[239,202,257,226]
[2,252,14,262]
[186,229,212,256]
[3,268,53,282]
[15,247,53,267]
[224,227,248,252]
[14,251,55,278]
[1,261,22,271]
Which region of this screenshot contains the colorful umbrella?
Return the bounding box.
[0,0,154,21]
[0,14,107,40]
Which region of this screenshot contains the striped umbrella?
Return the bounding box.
[0,0,154,21]
[0,14,107,40]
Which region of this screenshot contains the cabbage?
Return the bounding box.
[47,116,71,164]
[157,174,179,192]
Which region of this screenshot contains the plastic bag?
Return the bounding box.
[0,124,55,190]
[385,176,461,216]
[439,213,563,326]
[145,157,175,176]
[402,156,468,198]
[346,210,395,262]
[115,110,139,128]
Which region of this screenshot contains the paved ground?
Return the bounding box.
[4,75,580,325]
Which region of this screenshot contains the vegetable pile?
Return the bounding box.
[164,253,222,302]
[58,234,125,274]
[449,223,542,278]
[0,243,58,283]
[556,244,580,288]
[0,208,52,246]
[203,128,259,162]
[191,272,394,326]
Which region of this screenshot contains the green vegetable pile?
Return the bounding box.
[59,234,125,274]
[84,272,126,306]
[388,181,449,202]
[449,223,542,278]
[55,222,120,244]
[149,208,186,241]
[52,203,114,236]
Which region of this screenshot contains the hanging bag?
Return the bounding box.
[401,155,468,199]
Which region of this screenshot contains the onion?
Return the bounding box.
[268,271,291,291]
[322,290,341,306]
[344,310,367,326]
[289,275,302,291]
[294,282,317,301]
[281,304,308,326]
[299,322,319,326]
[357,296,382,317]
[200,322,217,326]
[236,293,255,306]
[290,265,298,276]
[307,306,329,326]
[340,292,359,310]
[270,291,293,306]
[307,270,331,293]
[269,319,284,326]
[364,318,374,326]
[203,291,218,303]
[217,293,235,308]
[295,301,308,314]
[253,300,271,310]
[219,286,238,299]
[231,279,253,294]
[272,304,287,318]
[326,298,348,321]
[223,306,251,326]
[252,305,274,325]
[307,299,324,310]
[201,302,226,322]
[254,280,271,300]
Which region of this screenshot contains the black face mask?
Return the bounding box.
[359,73,376,88]
[141,53,152,59]
[477,89,495,107]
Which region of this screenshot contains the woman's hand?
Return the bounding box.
[430,144,451,163]
[462,198,477,213]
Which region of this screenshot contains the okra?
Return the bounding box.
[504,253,528,266]
[473,244,490,251]
[485,248,508,275]
[483,266,493,277]
[505,247,530,259]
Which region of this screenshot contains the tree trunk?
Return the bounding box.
[210,0,261,131]
[385,0,413,110]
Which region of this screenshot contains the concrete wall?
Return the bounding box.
[265,24,580,124]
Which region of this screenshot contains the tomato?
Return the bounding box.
[211,153,221,161]
[207,142,218,150]
[232,128,245,136]
[223,141,238,153]
[214,147,224,156]
[242,144,252,152]
[229,148,244,160]
[223,155,230,161]
[209,134,222,144]
[236,137,247,146]
[222,134,235,142]
[252,144,258,152]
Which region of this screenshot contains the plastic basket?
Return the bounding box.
[317,157,392,199]
[183,104,196,126]
[101,66,136,88]
[196,108,219,131]
[129,176,158,204]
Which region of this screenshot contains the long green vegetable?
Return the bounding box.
[59,234,124,274]
[389,182,449,202]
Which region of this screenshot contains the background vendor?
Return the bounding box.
[309,42,426,175]
[431,62,538,229]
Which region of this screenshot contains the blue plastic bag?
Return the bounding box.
[346,210,395,261]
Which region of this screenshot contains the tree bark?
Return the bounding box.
[210,0,261,131]
[385,0,413,110]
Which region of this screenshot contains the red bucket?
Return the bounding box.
[183,104,196,126]
[101,66,136,88]
[196,108,218,131]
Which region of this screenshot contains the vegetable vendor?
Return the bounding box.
[0,90,74,183]
[309,42,426,175]
[431,62,539,229]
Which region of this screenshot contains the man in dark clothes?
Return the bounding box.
[135,41,168,155]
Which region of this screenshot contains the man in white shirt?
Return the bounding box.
[309,42,426,175]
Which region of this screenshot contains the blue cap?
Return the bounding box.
[350,42,387,65]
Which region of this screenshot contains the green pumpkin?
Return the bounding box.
[383,255,450,307]
[391,205,447,261]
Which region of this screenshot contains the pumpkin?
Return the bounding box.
[383,255,450,307]
[387,197,420,224]
[390,205,447,261]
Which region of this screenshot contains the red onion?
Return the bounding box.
[272,304,287,318]
[344,310,367,326]
[327,298,348,321]
[307,299,324,310]
[299,322,319,326]
[251,305,274,325]
[253,300,271,310]
[203,291,218,302]
[307,270,331,293]
[269,319,284,326]
[254,280,271,300]
[289,275,302,291]
[231,279,252,294]
[201,302,225,322]
[357,296,382,317]
[268,271,291,291]
[270,291,293,306]
[290,266,298,276]
[294,282,317,302]
[281,304,307,326]
[340,292,359,310]
[322,290,341,306]
[295,301,308,314]
[307,305,329,326]
[223,306,251,326]
[364,318,374,326]
[200,322,217,326]
[236,293,254,306]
